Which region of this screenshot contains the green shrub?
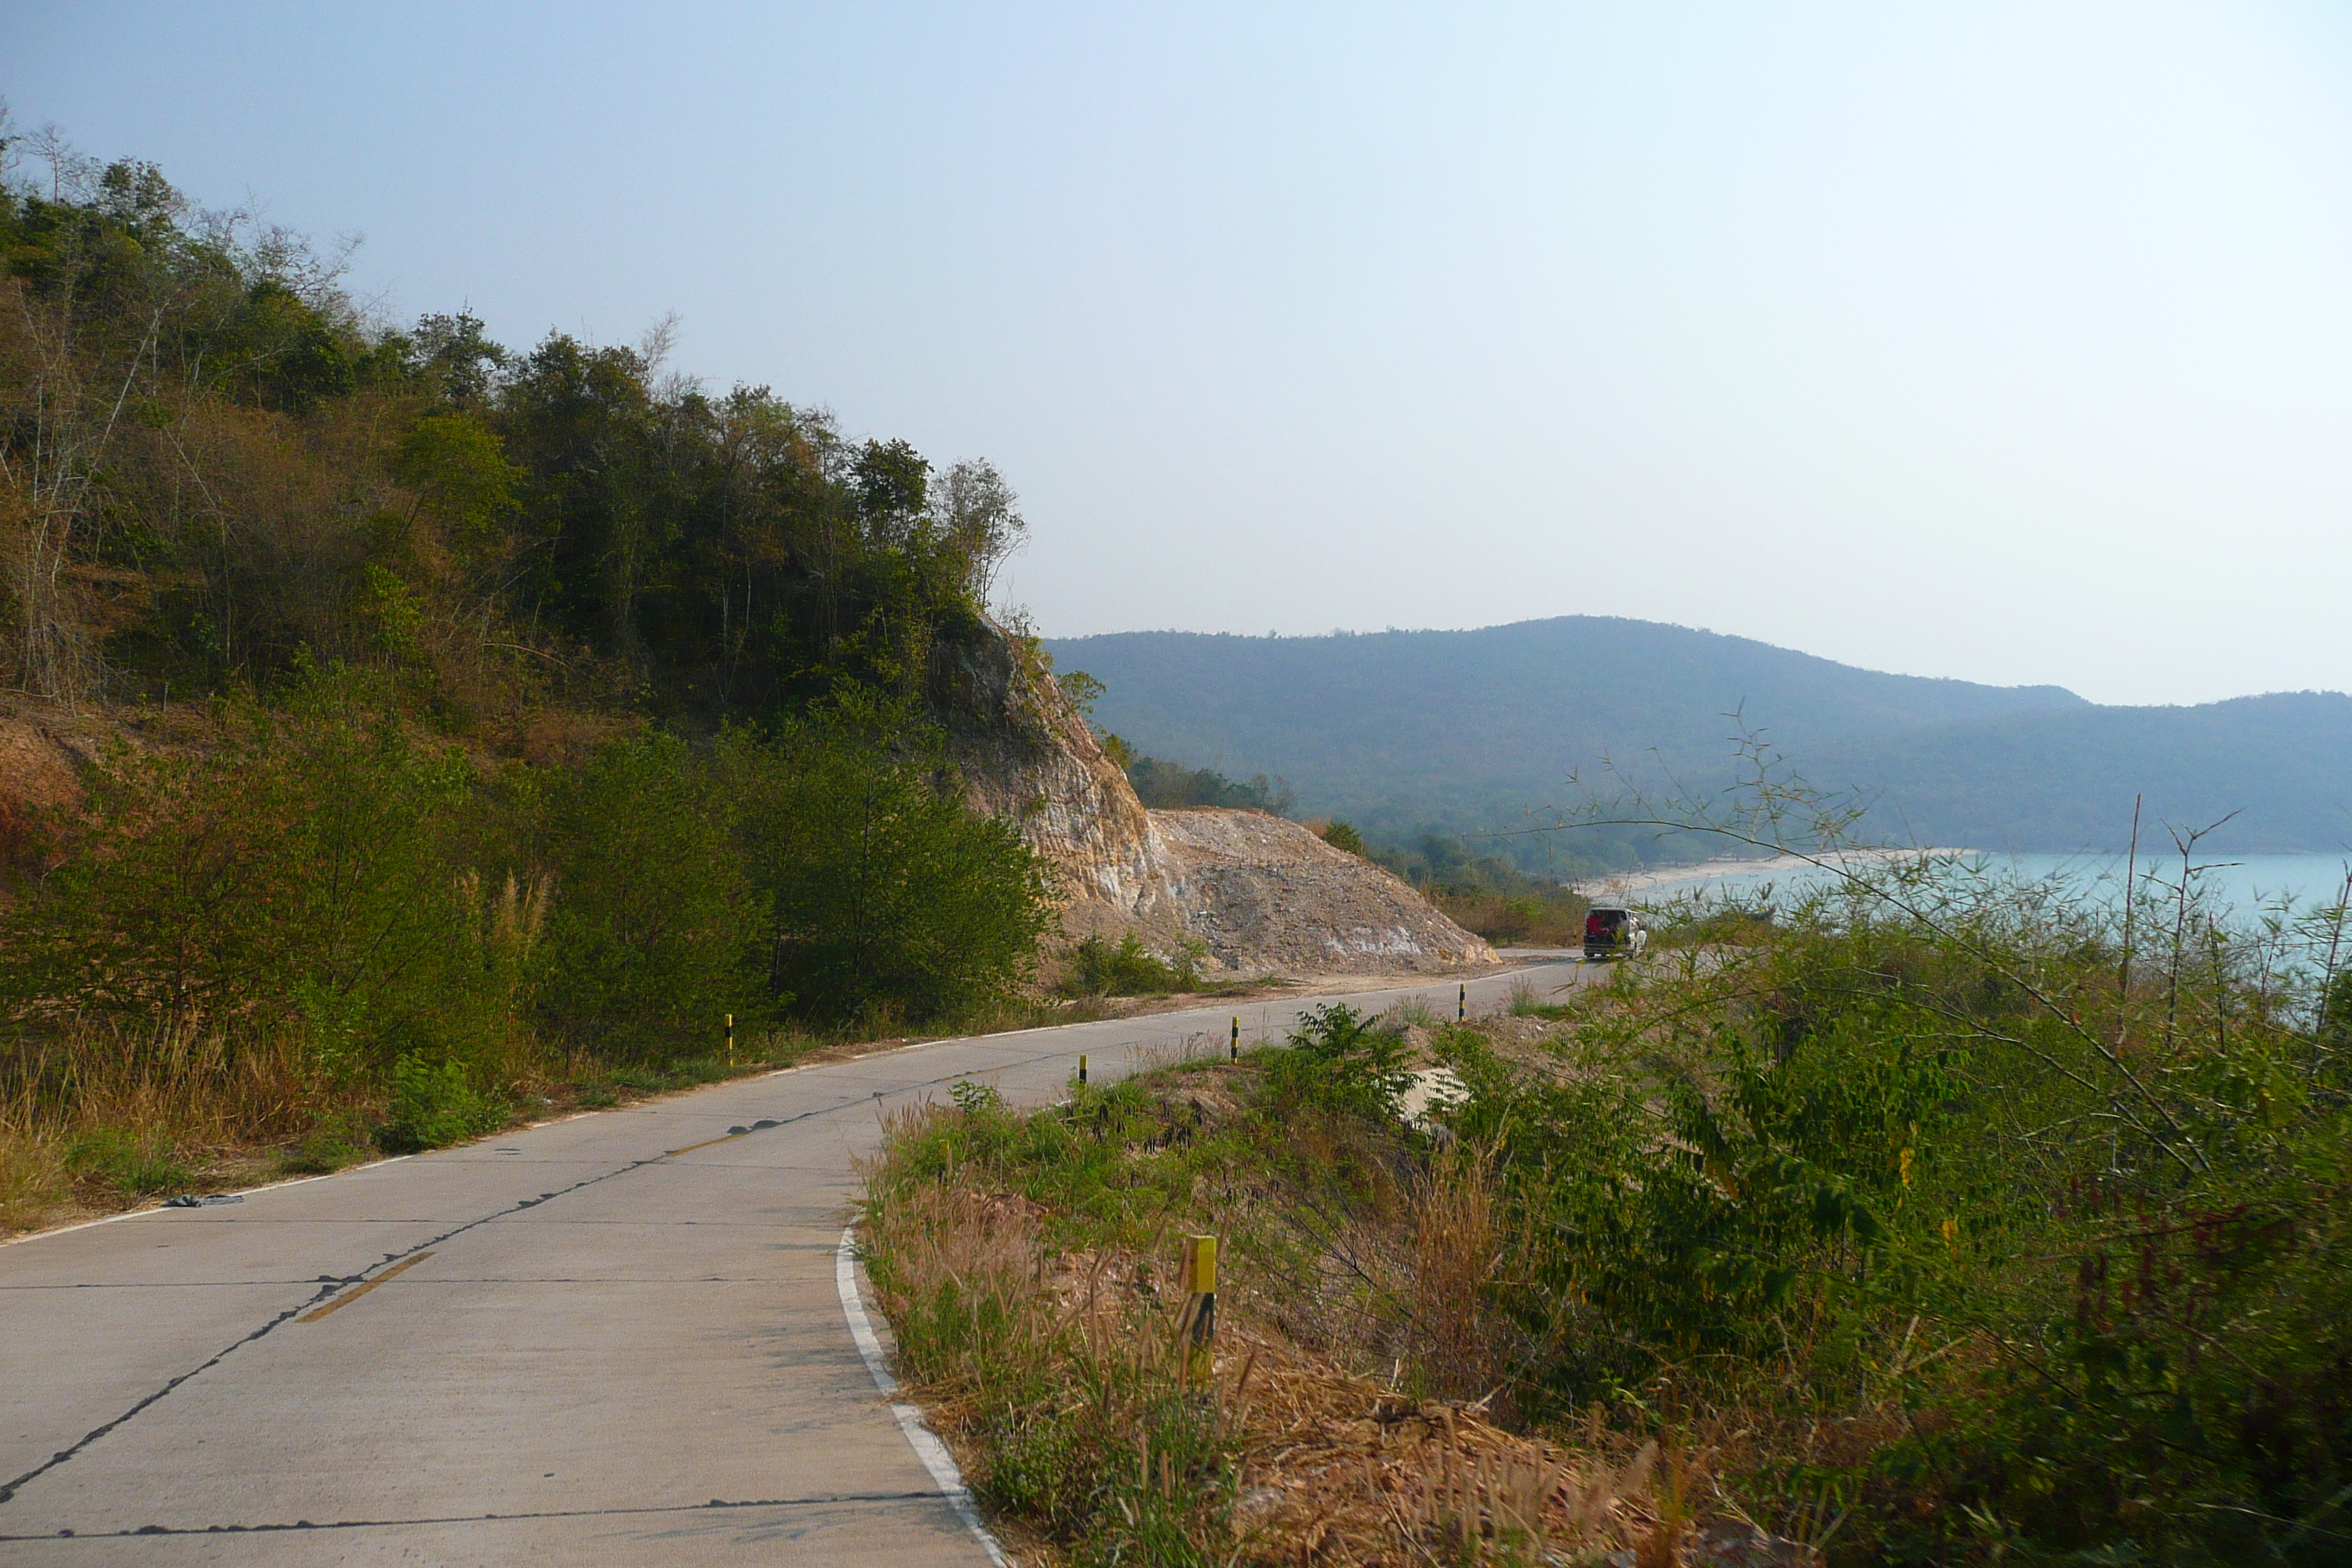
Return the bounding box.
[530,731,766,1059]
[1060,932,1200,996]
[0,668,500,1073]
[1264,1003,1412,1122]
[1433,863,2352,1563]
[2322,965,2352,1048]
[1126,755,1292,813]
[656,1055,750,1088]
[378,1052,506,1152]
[279,1117,375,1175]
[1651,902,1776,948]
[724,709,1050,1022]
[64,1130,189,1196]
[1315,818,1366,856]
[949,1079,1008,1117]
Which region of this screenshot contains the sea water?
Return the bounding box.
[1610,850,2352,927]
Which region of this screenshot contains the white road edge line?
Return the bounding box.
[0,1156,418,1251]
[836,1224,1013,1567]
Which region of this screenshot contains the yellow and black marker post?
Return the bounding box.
[725,1013,735,1067]
[1180,1234,1217,1387]
[1458,983,1466,1023]
[1229,1016,1239,1061]
[1077,1053,1088,1086]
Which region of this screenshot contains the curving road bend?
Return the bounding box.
[0,959,1591,1565]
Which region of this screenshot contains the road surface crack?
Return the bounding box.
[0,1490,945,1539]
[0,1037,1116,1511]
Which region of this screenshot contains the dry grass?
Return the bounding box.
[862,1102,1819,1566]
[0,1017,351,1230]
[1212,1329,1686,1565]
[1429,889,1588,950]
[0,1131,67,1233]
[1405,1147,1509,1408]
[3,1018,326,1144]
[0,1011,819,1237]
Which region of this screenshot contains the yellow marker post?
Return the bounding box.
[725,1012,735,1067]
[1229,1016,1239,1061]
[1458,983,1466,1022]
[1078,1053,1088,1085]
[1180,1234,1218,1386]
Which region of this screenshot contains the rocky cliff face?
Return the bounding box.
[932,618,1495,976]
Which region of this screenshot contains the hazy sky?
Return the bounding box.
[12,2,2351,706]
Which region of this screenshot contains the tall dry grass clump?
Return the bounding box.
[0,1015,330,1226]
[1405,1145,1509,1408]
[3,1017,322,1145]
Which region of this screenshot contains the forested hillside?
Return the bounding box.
[1818,690,2352,851]
[0,141,1052,1220]
[1,151,1025,724]
[1049,621,2352,855]
[1049,619,2082,858]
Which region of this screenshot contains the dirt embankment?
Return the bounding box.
[0,696,174,881]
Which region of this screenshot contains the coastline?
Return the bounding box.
[1568,846,1958,899]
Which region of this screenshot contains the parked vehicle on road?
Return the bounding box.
[1583,905,1648,960]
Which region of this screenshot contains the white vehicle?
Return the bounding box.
[1582,905,1648,960]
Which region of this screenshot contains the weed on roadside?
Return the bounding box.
[64,1128,190,1198]
[1058,933,1205,997]
[377,1054,508,1153]
[0,1134,67,1230]
[279,1112,378,1175]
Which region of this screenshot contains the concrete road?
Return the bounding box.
[0,960,1591,1564]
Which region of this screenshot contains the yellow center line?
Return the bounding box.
[663,1131,749,1157]
[301,1251,436,1322]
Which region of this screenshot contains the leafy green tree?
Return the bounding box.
[722,710,1049,1022]
[408,310,508,409]
[529,731,765,1059]
[927,458,1026,599]
[494,333,671,661]
[393,412,521,554]
[852,437,930,545]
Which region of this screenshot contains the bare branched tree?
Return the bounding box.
[927,456,1027,603]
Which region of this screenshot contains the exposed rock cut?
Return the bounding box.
[932,614,1166,924]
[1145,806,1496,973]
[933,617,1495,976]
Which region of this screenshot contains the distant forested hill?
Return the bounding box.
[1819,693,2352,852]
[1044,619,2351,856]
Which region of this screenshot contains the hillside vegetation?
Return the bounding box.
[865,846,2352,1565]
[1048,621,2351,857]
[0,140,1054,1228]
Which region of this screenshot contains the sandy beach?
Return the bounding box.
[1568,846,1959,899]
